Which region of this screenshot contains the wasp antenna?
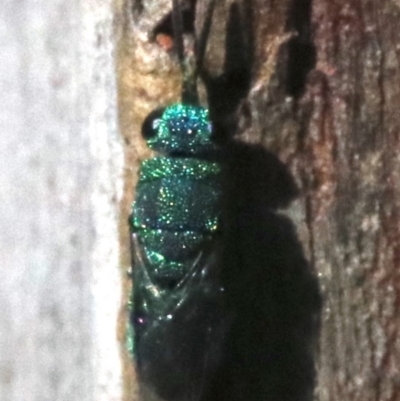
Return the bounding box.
[172,0,199,105]
[172,0,185,66]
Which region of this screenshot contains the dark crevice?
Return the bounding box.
[131,0,144,16]
[285,0,316,97]
[151,0,196,41]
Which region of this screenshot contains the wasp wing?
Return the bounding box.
[130,232,228,401]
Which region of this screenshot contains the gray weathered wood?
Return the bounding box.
[0,1,123,400]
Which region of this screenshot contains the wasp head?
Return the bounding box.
[142,104,214,155]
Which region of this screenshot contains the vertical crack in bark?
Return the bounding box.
[305,192,316,270]
[285,0,316,98]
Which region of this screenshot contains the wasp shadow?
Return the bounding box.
[202,142,321,401]
[200,1,321,401]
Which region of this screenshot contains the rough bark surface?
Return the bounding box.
[119,0,400,401]
[306,2,400,400]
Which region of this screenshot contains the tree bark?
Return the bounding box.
[120,0,400,400]
[4,0,397,399]
[304,2,400,400]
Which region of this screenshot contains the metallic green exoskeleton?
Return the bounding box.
[129,104,227,401]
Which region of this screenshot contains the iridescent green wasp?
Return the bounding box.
[128,1,228,400]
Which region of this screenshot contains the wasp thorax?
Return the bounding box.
[144,104,214,154]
